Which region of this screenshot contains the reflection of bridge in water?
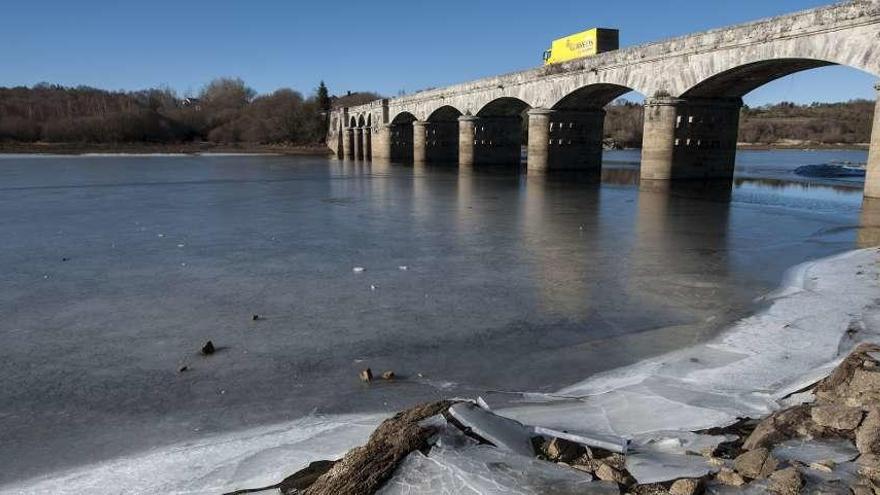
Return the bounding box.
[330,1,880,198]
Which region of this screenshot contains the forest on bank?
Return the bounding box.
[0,79,873,148]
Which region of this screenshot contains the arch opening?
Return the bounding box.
[390,112,417,163]
[423,106,463,164]
[472,97,531,166]
[647,59,879,194]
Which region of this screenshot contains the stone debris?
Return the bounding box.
[252,314,261,321]
[200,340,215,355]
[380,371,395,380]
[178,365,189,373]
[810,404,863,430]
[359,368,373,382]
[352,267,365,273]
[857,408,880,454]
[733,448,778,479]
[669,478,703,495]
[767,467,802,494]
[543,437,582,463]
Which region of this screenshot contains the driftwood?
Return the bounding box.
[299,400,454,495]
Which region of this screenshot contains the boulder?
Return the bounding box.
[594,463,628,484]
[858,453,880,481]
[715,468,746,487]
[743,405,824,450]
[767,467,802,495]
[733,448,778,479]
[857,408,880,454]
[669,478,703,495]
[810,404,863,431]
[544,437,582,463]
[814,343,880,407]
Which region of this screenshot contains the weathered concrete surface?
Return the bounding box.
[329,0,880,193]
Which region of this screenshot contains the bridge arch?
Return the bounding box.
[389,112,417,163]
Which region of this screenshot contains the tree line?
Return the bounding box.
[0,78,336,145]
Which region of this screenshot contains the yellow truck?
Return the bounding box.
[543,28,619,65]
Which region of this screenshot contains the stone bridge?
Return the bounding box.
[328,0,880,197]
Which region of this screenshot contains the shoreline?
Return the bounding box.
[5,246,878,494]
[0,142,869,156]
[0,142,332,156]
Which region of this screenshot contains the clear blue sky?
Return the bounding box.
[1,0,876,106]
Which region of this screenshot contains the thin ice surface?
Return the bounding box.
[772,438,860,465]
[1,413,383,495]
[378,444,616,495]
[631,430,735,456]
[501,249,880,438]
[626,451,720,484]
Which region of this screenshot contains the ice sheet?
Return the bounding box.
[1,413,384,495]
[501,248,880,438]
[626,451,720,484]
[377,444,616,495]
[772,438,859,465]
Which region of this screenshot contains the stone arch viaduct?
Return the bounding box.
[329,0,880,197]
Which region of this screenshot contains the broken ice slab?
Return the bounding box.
[631,430,735,456]
[532,426,628,454]
[626,451,720,484]
[706,480,769,494]
[378,443,618,495]
[771,438,859,466]
[448,402,535,457]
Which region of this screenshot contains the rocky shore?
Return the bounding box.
[235,343,880,495]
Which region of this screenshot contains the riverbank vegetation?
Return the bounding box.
[0,78,338,147]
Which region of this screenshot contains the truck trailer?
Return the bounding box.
[543,28,619,65]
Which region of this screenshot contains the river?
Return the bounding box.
[0,149,875,488]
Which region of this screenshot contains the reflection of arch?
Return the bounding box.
[477,97,530,117]
[682,58,838,98]
[552,83,635,110]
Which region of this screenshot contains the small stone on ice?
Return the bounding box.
[252,314,260,321]
[359,368,373,382]
[398,265,408,270]
[352,267,365,273]
[201,341,215,355]
[381,371,395,380]
[177,244,185,248]
[370,284,377,291]
[178,365,189,373]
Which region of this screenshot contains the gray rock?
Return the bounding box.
[857,408,880,454]
[810,404,863,430]
[767,467,802,494]
[734,448,778,479]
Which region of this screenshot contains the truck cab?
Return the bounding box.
[543,28,619,65]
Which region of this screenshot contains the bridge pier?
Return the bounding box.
[866,84,880,199]
[354,128,364,160]
[641,96,742,181]
[343,128,354,159]
[459,115,477,168]
[527,108,605,175]
[473,116,522,165]
[364,127,372,161]
[413,121,428,164]
[372,125,392,161]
